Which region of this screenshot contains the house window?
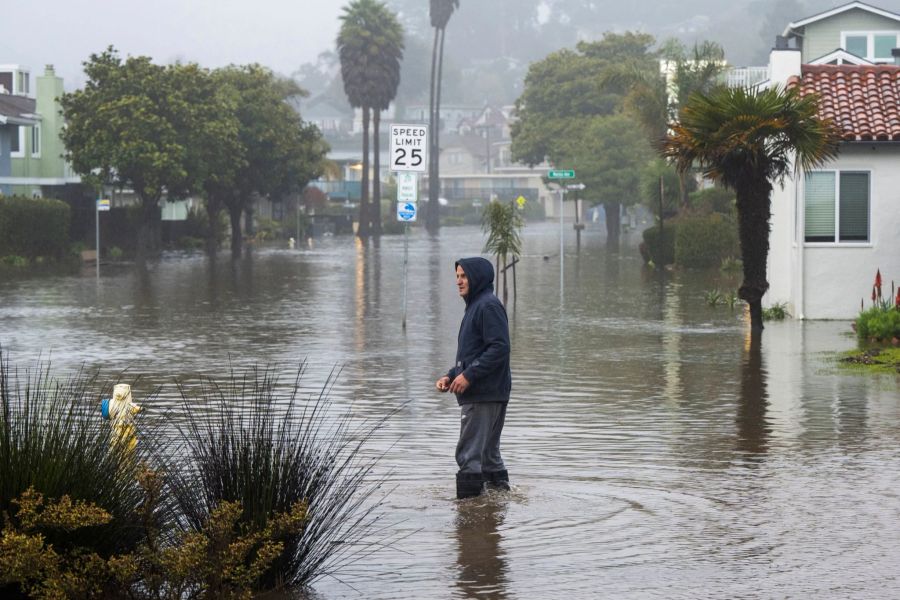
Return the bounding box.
[804,171,870,243]
[10,126,24,157]
[842,31,900,62]
[31,125,40,157]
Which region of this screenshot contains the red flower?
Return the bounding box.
[872,286,877,302]
[875,269,883,292]
[895,288,900,308]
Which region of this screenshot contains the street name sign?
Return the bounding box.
[390,124,428,173]
[397,172,418,203]
[548,169,575,179]
[96,199,110,211]
[397,202,417,222]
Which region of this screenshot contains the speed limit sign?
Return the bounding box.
[389,124,428,173]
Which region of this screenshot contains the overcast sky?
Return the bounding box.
[2,0,344,89]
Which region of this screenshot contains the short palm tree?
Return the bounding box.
[426,0,460,234]
[662,85,840,331]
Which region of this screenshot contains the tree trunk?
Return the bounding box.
[678,170,690,211]
[433,27,446,231]
[373,110,382,236]
[603,201,621,251]
[205,195,222,257]
[427,27,440,234]
[228,203,243,259]
[735,177,773,332]
[136,195,161,263]
[503,260,508,305]
[243,204,254,238]
[359,106,371,238]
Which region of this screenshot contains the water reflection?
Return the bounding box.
[454,496,509,600]
[736,333,770,459]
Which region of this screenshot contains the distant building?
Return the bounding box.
[0,64,81,197]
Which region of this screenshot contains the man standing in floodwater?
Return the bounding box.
[436,257,512,499]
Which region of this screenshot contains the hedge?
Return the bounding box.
[675,213,739,269]
[642,222,676,266]
[0,196,71,260]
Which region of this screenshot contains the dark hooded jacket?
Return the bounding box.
[446,257,511,405]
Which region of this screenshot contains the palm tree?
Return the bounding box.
[662,85,840,331]
[369,5,404,236]
[338,0,404,238]
[609,41,727,209]
[426,0,460,234]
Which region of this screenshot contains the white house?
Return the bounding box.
[766,44,900,319]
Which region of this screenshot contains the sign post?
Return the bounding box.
[548,170,576,303]
[95,196,110,279]
[391,125,428,331]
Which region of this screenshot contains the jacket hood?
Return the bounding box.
[456,257,494,304]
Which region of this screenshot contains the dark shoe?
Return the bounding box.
[484,469,510,492]
[456,472,484,499]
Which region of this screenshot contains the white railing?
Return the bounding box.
[725,66,770,89]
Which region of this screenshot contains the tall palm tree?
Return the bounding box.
[426,0,460,234]
[369,5,404,236]
[662,86,840,332]
[338,0,404,238]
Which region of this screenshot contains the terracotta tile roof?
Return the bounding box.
[790,64,900,141]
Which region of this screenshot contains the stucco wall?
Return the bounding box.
[768,144,900,319]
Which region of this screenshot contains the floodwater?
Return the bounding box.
[2,222,900,599]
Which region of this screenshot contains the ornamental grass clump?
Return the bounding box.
[0,351,149,561]
[163,365,391,590]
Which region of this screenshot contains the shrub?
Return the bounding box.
[689,186,735,216]
[675,213,739,269]
[856,305,900,343]
[1,255,28,268]
[0,352,149,569]
[163,366,391,588]
[642,222,676,266]
[0,196,71,261]
[0,487,116,599]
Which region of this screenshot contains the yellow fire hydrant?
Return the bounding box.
[101,383,142,453]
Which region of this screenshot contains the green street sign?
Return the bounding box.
[548,169,575,179]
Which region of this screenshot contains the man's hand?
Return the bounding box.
[448,373,470,394]
[435,376,451,392]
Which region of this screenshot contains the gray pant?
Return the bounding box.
[456,402,507,474]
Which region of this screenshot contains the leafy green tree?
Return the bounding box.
[511,32,656,248]
[60,48,234,260]
[606,39,726,209]
[662,86,840,331]
[211,65,327,256]
[558,113,654,247]
[338,0,404,238]
[425,0,460,234]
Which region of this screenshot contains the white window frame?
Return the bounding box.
[10,126,25,158]
[30,125,40,157]
[841,31,900,62]
[804,169,871,245]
